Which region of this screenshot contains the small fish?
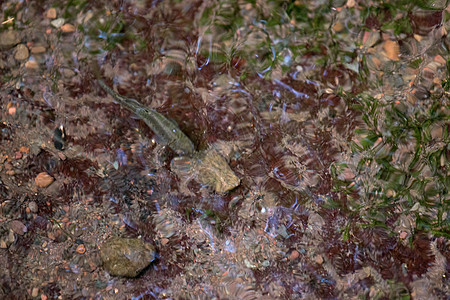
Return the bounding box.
[97,80,195,155]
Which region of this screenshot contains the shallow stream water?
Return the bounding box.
[0,0,449,299]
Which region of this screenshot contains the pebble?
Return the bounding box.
[35,172,54,188]
[197,149,240,192]
[10,220,27,235]
[19,146,29,153]
[171,149,240,193]
[31,287,39,297]
[31,45,46,54]
[76,244,86,254]
[0,30,20,50]
[430,124,443,140]
[332,21,344,32]
[383,40,400,61]
[46,8,57,19]
[14,44,29,61]
[8,231,15,243]
[47,231,55,240]
[28,201,38,213]
[8,106,16,115]
[100,237,156,277]
[25,60,39,70]
[61,68,76,78]
[61,24,76,33]
[434,55,446,65]
[315,254,324,264]
[50,18,65,28]
[15,151,22,159]
[289,250,299,260]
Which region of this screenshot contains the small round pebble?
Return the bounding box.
[46,8,57,19]
[76,244,86,254]
[14,44,29,61]
[51,18,65,28]
[25,60,39,70]
[61,24,76,33]
[35,172,54,188]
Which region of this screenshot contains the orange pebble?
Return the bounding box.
[76,244,86,254]
[8,107,16,115]
[289,250,299,260]
[19,146,29,153]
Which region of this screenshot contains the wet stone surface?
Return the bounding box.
[171,148,240,193]
[99,237,156,278]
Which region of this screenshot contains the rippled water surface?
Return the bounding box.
[0,0,449,299]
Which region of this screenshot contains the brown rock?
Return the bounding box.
[289,250,299,260]
[35,172,54,188]
[15,151,22,159]
[28,201,38,213]
[76,244,86,254]
[10,220,27,235]
[171,149,240,193]
[19,146,29,153]
[14,44,29,61]
[100,237,156,277]
[0,30,20,50]
[197,149,240,192]
[315,255,324,264]
[8,106,16,116]
[61,24,76,33]
[332,21,344,32]
[61,68,76,78]
[25,60,39,70]
[31,287,39,297]
[46,8,57,19]
[383,40,400,61]
[31,46,46,54]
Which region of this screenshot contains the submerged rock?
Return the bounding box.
[196,149,240,192]
[0,30,20,50]
[14,44,29,61]
[99,237,156,277]
[171,148,240,193]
